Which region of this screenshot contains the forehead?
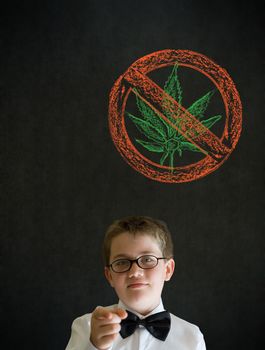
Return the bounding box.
[110,232,162,259]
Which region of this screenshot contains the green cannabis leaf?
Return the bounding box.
[126,62,222,168]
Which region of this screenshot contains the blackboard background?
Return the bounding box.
[2,1,264,349]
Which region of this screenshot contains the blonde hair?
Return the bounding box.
[103,216,174,265]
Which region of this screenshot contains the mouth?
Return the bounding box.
[127,282,148,289]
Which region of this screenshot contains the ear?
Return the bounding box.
[104,266,114,287]
[164,258,175,281]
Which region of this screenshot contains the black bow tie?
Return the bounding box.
[120,310,171,341]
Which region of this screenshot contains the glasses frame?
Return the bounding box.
[107,255,168,273]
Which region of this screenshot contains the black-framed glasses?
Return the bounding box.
[107,255,168,273]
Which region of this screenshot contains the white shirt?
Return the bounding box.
[65,300,206,350]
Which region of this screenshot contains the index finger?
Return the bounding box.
[112,307,127,320]
[93,306,127,321]
[93,306,113,320]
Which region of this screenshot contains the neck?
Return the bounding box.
[118,299,164,317]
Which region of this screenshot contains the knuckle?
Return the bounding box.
[106,323,120,334]
[112,323,121,333]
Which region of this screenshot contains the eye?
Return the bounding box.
[140,255,157,266]
[113,259,129,267]
[143,256,153,262]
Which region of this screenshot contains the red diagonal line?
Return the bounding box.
[124,67,230,160]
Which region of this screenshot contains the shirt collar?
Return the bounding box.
[118,299,165,319]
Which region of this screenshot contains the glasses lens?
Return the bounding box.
[138,255,158,269]
[112,259,131,272]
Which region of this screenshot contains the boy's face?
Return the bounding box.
[105,232,175,315]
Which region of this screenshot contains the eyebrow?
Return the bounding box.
[112,251,161,260]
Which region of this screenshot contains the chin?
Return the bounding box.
[124,294,157,315]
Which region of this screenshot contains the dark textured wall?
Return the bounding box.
[2,1,264,349]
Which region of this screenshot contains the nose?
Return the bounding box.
[128,261,144,278]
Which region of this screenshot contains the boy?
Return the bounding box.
[66,216,206,349]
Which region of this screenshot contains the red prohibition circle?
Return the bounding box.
[108,49,242,183]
